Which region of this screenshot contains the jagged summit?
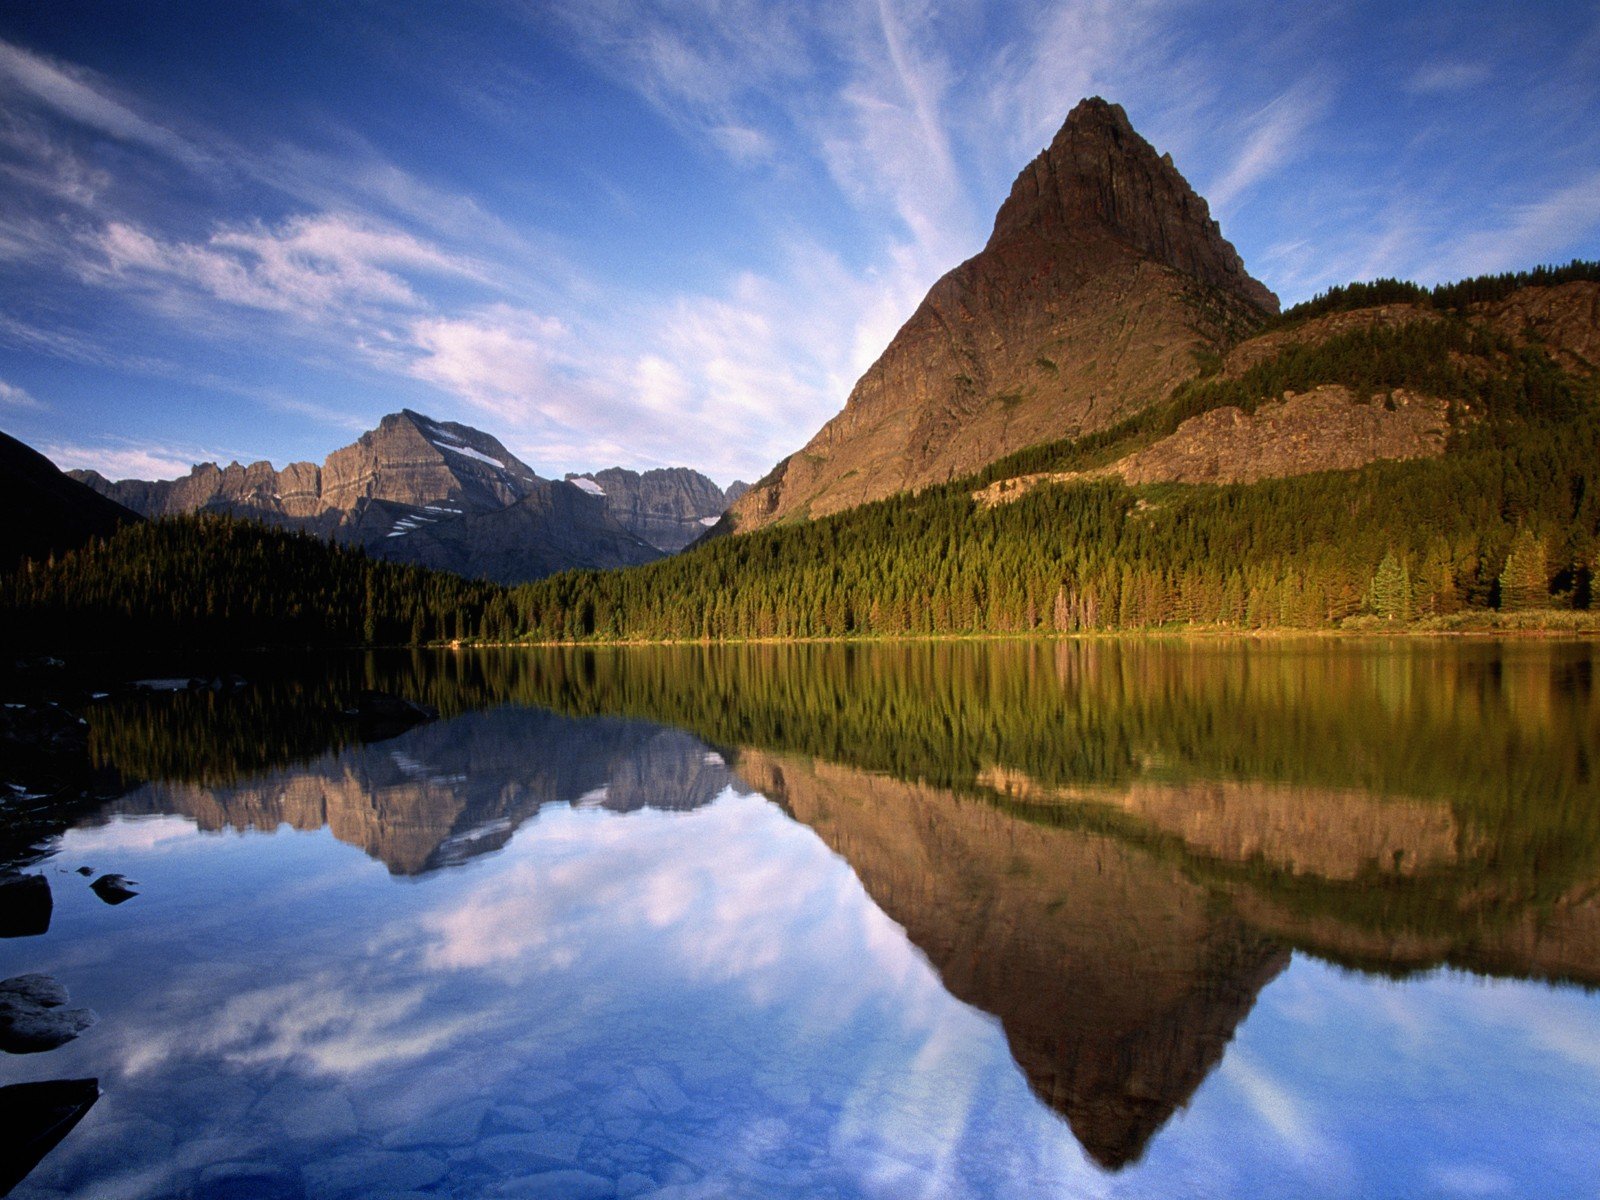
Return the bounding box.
[990,98,1277,313]
[564,466,750,553]
[68,410,664,583]
[728,98,1278,531]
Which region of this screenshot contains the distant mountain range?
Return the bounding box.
[66,409,746,584]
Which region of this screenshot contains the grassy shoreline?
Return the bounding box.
[484,610,1600,650]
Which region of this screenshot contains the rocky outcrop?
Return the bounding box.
[973,384,1450,504]
[71,410,540,523]
[1478,280,1600,374]
[728,97,1277,530]
[1,429,137,571]
[67,410,662,584]
[979,769,1470,881]
[565,468,747,553]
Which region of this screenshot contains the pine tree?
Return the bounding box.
[1368,550,1412,621]
[1498,528,1549,612]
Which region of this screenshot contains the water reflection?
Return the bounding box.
[1,640,1597,1195]
[105,710,741,874]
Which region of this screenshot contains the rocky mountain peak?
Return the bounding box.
[727,97,1279,532]
[990,97,1278,314]
[565,466,749,553]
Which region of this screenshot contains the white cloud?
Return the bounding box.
[0,376,43,409]
[41,436,229,481]
[1422,169,1600,279]
[407,305,573,425]
[88,212,482,324]
[1207,80,1331,213]
[0,37,207,170]
[1223,1049,1342,1168]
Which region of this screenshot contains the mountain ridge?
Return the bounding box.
[65,410,741,583]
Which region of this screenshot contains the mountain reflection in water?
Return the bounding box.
[107,710,741,874]
[5,639,1596,1196]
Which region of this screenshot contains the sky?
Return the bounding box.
[1,1,1598,487]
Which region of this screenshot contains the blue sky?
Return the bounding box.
[1,1,1598,486]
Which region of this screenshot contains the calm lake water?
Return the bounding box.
[3,640,1599,1198]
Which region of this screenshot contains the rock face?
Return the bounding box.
[69,410,662,584]
[1,429,138,570]
[565,468,748,553]
[973,385,1450,505]
[729,97,1278,530]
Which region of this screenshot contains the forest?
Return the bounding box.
[2,264,1597,649]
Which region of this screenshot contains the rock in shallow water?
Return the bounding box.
[90,873,138,904]
[0,1077,100,1195]
[0,973,97,1053]
[0,872,51,937]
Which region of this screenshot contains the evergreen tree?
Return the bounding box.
[1368,551,1413,621]
[1499,528,1549,611]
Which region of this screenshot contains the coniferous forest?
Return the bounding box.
[4,265,1598,651]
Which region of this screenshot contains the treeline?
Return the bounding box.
[0,515,516,652]
[1279,259,1600,325]
[506,313,1598,640]
[4,271,1597,648]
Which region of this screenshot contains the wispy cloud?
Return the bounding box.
[86,212,483,324]
[1224,1049,1343,1169]
[0,376,43,409]
[1409,61,1492,94]
[0,37,208,170]
[1421,169,1600,279]
[41,436,233,480]
[1207,80,1331,213]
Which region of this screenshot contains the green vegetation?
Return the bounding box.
[505,310,1596,640]
[2,267,1597,650]
[0,515,515,653]
[1278,259,1600,325]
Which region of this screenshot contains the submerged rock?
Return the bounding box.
[0,872,51,937]
[0,1077,100,1195]
[90,873,139,905]
[0,973,98,1053]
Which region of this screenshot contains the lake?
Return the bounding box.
[2,640,1598,1198]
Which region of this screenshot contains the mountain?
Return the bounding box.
[728,97,1278,531]
[69,410,662,584]
[0,429,138,571]
[564,467,750,553]
[508,263,1599,639]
